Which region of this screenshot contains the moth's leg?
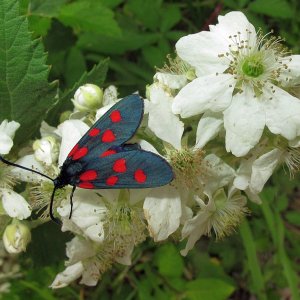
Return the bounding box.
[69,186,76,219]
[49,187,61,225]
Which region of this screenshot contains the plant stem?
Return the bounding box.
[239,219,267,300]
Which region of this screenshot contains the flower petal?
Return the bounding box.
[210,12,257,49]
[233,158,253,190]
[264,85,300,140]
[224,90,265,157]
[144,186,181,241]
[80,261,101,286]
[201,154,235,195]
[148,85,184,149]
[66,237,96,263]
[0,120,20,139]
[50,262,84,289]
[154,72,188,90]
[279,55,300,87]
[172,74,235,117]
[0,120,19,154]
[1,189,31,219]
[195,111,223,149]
[10,154,48,183]
[249,149,282,194]
[176,31,229,76]
[181,210,210,256]
[0,135,13,155]
[289,136,300,148]
[55,120,89,166]
[58,189,107,242]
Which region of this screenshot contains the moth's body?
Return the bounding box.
[53,159,84,189]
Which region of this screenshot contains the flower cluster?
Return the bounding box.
[1,11,300,290]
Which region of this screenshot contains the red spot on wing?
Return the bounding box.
[102,130,116,143]
[113,158,127,173]
[78,182,94,189]
[68,144,79,158]
[110,110,122,123]
[73,147,88,160]
[134,169,147,183]
[100,149,117,157]
[89,128,101,137]
[106,175,118,186]
[79,170,98,181]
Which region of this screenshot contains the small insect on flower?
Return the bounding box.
[0,95,174,223]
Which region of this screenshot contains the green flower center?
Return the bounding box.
[241,57,264,78]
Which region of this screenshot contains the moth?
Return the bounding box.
[0,95,174,223]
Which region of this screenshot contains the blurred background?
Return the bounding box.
[3,0,300,299]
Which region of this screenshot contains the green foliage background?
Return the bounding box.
[1,0,300,299]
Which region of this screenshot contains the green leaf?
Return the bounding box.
[78,31,160,55]
[160,5,181,32]
[64,47,86,87]
[28,15,51,36]
[46,58,109,124]
[185,278,235,300]
[248,0,293,19]
[142,46,166,68]
[58,0,121,36]
[25,222,72,266]
[126,0,162,31]
[154,243,184,278]
[28,0,68,18]
[100,0,124,8]
[285,211,300,226]
[0,0,57,145]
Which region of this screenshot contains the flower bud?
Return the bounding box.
[3,221,31,254]
[72,84,103,112]
[33,136,59,166]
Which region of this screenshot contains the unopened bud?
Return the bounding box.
[3,221,31,254]
[72,84,103,112]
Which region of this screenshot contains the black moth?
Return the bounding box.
[0,95,174,223]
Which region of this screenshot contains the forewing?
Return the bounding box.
[66,95,144,162]
[74,149,174,189]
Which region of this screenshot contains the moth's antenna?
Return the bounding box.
[69,186,76,219]
[0,155,54,182]
[49,186,61,225]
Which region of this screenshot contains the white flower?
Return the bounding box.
[141,141,235,242]
[0,189,31,220]
[181,187,248,256]
[33,136,59,166]
[72,84,103,112]
[51,235,135,288]
[0,120,20,155]
[57,189,107,243]
[234,142,300,199]
[147,84,184,150]
[172,11,300,157]
[2,221,31,253]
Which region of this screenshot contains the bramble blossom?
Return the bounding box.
[172,11,300,157]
